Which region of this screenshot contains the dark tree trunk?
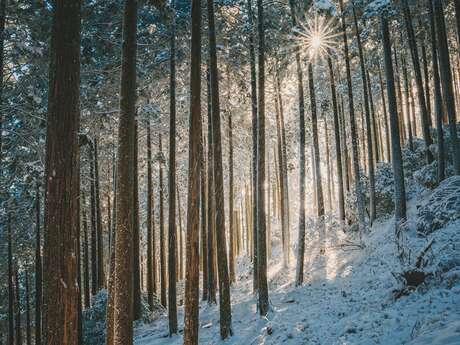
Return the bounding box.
[43,1,81,344]
[200,120,208,301]
[146,123,154,309]
[289,0,307,287]
[206,66,217,304]
[353,6,375,225]
[14,267,21,345]
[94,139,105,289]
[256,0,268,317]
[402,0,433,163]
[327,56,345,221]
[308,64,324,218]
[378,65,391,162]
[381,15,407,222]
[183,0,201,341]
[132,121,141,320]
[401,53,414,151]
[433,0,460,174]
[207,0,233,335]
[112,0,137,343]
[90,147,98,295]
[427,0,445,182]
[34,185,42,345]
[8,216,14,345]
[246,0,259,293]
[0,0,5,170]
[82,196,91,309]
[339,0,365,235]
[228,113,236,283]
[25,270,31,345]
[167,2,178,333]
[159,134,167,308]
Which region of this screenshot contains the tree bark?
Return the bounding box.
[200,121,208,301]
[381,15,407,222]
[402,0,433,163]
[8,216,14,345]
[207,0,233,335]
[228,113,236,283]
[82,195,91,308]
[34,185,42,345]
[433,0,460,174]
[167,2,178,332]
[132,122,141,320]
[183,0,201,341]
[94,139,105,289]
[112,0,137,343]
[378,65,391,162]
[159,134,167,308]
[43,1,81,344]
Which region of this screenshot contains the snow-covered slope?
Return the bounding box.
[134,188,460,345]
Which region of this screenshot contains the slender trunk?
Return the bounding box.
[228,113,235,283]
[246,0,258,293]
[132,122,141,320]
[207,0,233,334]
[428,0,446,182]
[25,270,31,345]
[146,124,154,309]
[43,1,81,343]
[14,267,21,345]
[327,57,345,221]
[353,7,375,224]
[200,122,208,300]
[183,0,201,341]
[367,71,380,163]
[0,0,5,173]
[308,64,324,218]
[325,120,332,212]
[82,196,91,308]
[433,0,460,174]
[34,184,42,345]
[90,148,98,295]
[167,3,178,332]
[402,53,414,151]
[112,0,137,343]
[402,0,433,163]
[94,140,105,289]
[159,134,167,308]
[378,65,391,162]
[339,0,365,235]
[381,15,407,222]
[206,66,217,304]
[8,216,14,345]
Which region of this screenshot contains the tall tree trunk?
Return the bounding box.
[256,0,269,317]
[94,139,105,289]
[206,66,217,304]
[105,202,116,345]
[289,0,307,287]
[207,0,233,335]
[0,0,5,172]
[200,121,208,301]
[43,1,81,344]
[112,0,137,343]
[90,148,98,295]
[167,2,178,332]
[246,0,258,293]
[82,196,91,308]
[367,71,380,163]
[132,122,141,320]
[158,134,167,308]
[353,6,375,225]
[327,56,345,221]
[308,64,325,218]
[324,120,332,212]
[183,0,201,341]
[25,270,31,345]
[401,53,414,151]
[34,185,42,345]
[146,123,154,310]
[433,0,460,174]
[339,0,365,235]
[228,113,235,283]
[381,15,407,222]
[427,0,446,182]
[378,65,391,162]
[8,216,14,345]
[402,0,433,163]
[14,267,21,345]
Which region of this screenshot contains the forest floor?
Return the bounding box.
[134,190,460,345]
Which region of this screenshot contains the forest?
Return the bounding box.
[1,0,460,344]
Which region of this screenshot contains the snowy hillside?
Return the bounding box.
[133,182,460,345]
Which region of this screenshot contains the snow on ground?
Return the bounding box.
[134,192,460,345]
